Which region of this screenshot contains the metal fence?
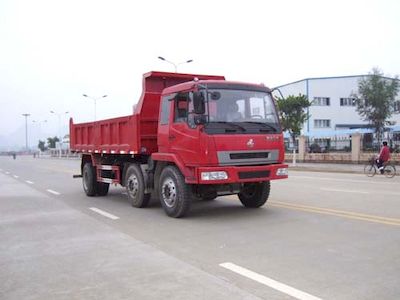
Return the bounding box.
[302,132,400,154]
[305,137,351,153]
[361,132,400,153]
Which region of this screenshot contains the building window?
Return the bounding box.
[340,97,356,106]
[314,119,331,128]
[313,97,330,106]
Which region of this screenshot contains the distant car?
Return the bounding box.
[309,143,322,153]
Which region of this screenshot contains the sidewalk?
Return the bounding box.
[287,162,366,174]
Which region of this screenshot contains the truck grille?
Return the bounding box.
[238,170,270,179]
[230,152,269,159]
[217,150,279,166]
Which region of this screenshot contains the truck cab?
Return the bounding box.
[152,79,288,215]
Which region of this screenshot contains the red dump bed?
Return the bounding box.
[70,71,225,155]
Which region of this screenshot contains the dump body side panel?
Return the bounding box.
[69,115,139,154]
[70,71,225,155]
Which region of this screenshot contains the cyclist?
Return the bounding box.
[376,141,391,174]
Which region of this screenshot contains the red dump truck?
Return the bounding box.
[70,71,288,217]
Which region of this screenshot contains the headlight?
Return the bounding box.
[201,171,228,180]
[276,168,288,176]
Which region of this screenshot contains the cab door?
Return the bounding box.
[157,94,174,153]
[169,92,201,165]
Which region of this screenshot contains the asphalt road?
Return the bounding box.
[1,156,399,300]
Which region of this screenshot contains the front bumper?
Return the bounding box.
[195,163,288,184]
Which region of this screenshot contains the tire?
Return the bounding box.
[82,163,96,196]
[159,166,192,218]
[96,182,110,196]
[125,164,150,208]
[384,165,396,178]
[238,181,270,208]
[364,164,376,177]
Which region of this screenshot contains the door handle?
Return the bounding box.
[169,135,176,140]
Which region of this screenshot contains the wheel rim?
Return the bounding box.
[127,174,139,198]
[161,178,177,208]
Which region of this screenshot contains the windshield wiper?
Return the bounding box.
[241,121,278,132]
[209,121,246,132]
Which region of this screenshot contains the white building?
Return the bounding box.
[276,75,400,136]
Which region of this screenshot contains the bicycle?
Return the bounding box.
[363,158,396,178]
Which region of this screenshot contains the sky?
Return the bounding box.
[1,0,399,150]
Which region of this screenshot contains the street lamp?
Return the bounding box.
[50,111,69,157]
[50,110,69,139]
[32,120,47,141]
[158,56,193,73]
[82,94,107,121]
[22,113,30,150]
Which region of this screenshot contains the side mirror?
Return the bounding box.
[210,91,221,100]
[193,91,205,114]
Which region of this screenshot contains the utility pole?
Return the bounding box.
[22,113,30,150]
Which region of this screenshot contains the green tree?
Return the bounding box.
[47,136,60,148]
[354,68,399,141]
[38,140,47,152]
[276,94,311,147]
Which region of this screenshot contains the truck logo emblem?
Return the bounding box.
[247,139,254,148]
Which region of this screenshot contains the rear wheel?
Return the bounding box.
[364,164,376,177]
[82,163,96,196]
[384,165,396,178]
[125,164,150,208]
[159,166,192,218]
[96,182,109,196]
[238,181,270,208]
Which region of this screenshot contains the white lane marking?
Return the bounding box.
[26,180,34,184]
[0,168,3,171]
[89,207,120,220]
[320,188,369,194]
[46,189,61,195]
[220,262,322,300]
[13,175,19,178]
[290,175,397,185]
[5,171,10,174]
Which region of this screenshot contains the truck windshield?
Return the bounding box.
[201,89,280,134]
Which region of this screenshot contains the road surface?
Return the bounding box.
[1,156,399,299]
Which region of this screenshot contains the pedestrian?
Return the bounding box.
[376,141,391,174]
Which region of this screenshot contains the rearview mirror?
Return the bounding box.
[210,91,221,100]
[192,91,205,114]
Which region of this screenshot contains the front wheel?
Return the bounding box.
[238,181,270,208]
[384,165,396,178]
[159,166,192,218]
[364,164,376,177]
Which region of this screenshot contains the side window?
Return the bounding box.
[160,95,173,125]
[174,92,188,123]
